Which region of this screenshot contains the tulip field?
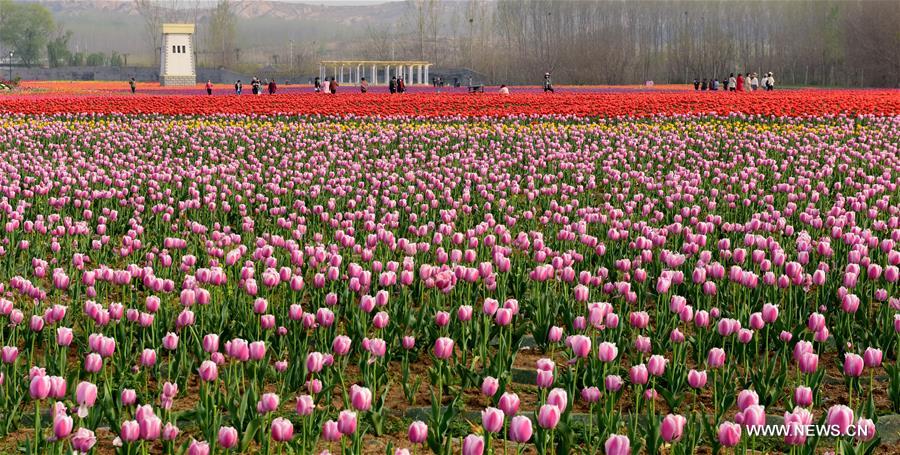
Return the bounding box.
[0,88,898,455]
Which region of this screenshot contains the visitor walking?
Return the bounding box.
[206,80,213,95]
[389,77,397,94]
[701,78,708,90]
[765,72,775,91]
[543,73,554,93]
[736,73,744,92]
[314,76,321,93]
[234,80,242,95]
[268,79,277,95]
[727,73,736,91]
[360,77,369,93]
[693,79,700,90]
[750,73,759,91]
[499,84,509,95]
[711,78,719,91]
[129,77,136,94]
[251,78,260,95]
[330,77,338,94]
[397,77,406,93]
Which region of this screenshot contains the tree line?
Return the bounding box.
[0,0,131,70]
[370,0,899,87]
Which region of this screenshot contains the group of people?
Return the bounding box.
[693,72,775,92]
[314,77,345,94]
[197,78,279,95]
[388,77,407,94]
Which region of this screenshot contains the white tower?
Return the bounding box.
[159,23,196,86]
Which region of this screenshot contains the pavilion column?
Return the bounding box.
[372,65,377,85]
[333,65,337,81]
[357,64,361,83]
[425,65,430,85]
[398,65,403,82]
[417,65,423,85]
[410,66,415,84]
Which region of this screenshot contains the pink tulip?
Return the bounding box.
[350,384,372,411]
[296,395,315,416]
[188,439,210,455]
[306,352,325,373]
[72,428,97,453]
[606,375,624,392]
[29,375,51,400]
[337,410,357,435]
[537,404,560,429]
[536,369,554,388]
[597,342,618,362]
[322,420,341,441]
[629,364,648,385]
[218,426,238,449]
[498,392,520,416]
[121,388,137,406]
[798,352,819,374]
[140,414,162,440]
[604,434,631,455]
[855,417,876,441]
[736,389,759,411]
[571,380,596,403]
[408,421,427,444]
[462,434,484,455]
[547,388,568,413]
[271,417,294,442]
[202,334,219,353]
[162,332,179,351]
[249,341,266,360]
[826,405,854,435]
[57,327,74,346]
[567,335,591,358]
[717,422,741,447]
[547,326,563,342]
[660,414,686,442]
[481,376,499,397]
[199,360,218,382]
[433,337,454,360]
[257,393,280,414]
[481,407,504,433]
[647,355,667,376]
[863,347,882,367]
[843,353,864,377]
[793,386,813,407]
[508,415,533,443]
[120,420,140,442]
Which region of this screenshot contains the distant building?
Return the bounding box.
[160,23,196,86]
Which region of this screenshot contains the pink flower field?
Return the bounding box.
[0,92,898,455]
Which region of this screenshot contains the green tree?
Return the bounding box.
[109,51,124,67]
[46,29,72,68]
[207,0,236,67]
[85,52,106,67]
[0,0,55,66]
[69,52,84,67]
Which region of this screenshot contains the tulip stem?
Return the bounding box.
[33,401,40,455]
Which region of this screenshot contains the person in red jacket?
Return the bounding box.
[735,73,744,92]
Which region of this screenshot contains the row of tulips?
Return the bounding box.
[0,112,897,454]
[0,90,897,117]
